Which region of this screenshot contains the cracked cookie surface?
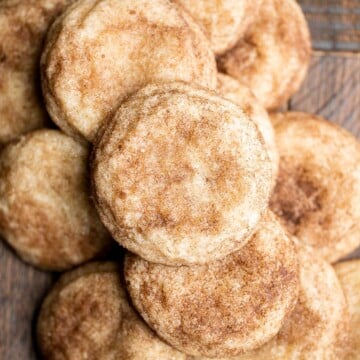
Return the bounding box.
[92,82,272,266]
[270,112,360,263]
[125,211,299,357]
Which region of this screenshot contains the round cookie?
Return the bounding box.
[335,260,360,359]
[0,0,75,144]
[173,0,263,55]
[92,82,272,266]
[125,211,299,357]
[217,73,278,181]
[270,112,360,263]
[217,0,311,110]
[41,0,217,143]
[0,129,111,271]
[37,262,186,360]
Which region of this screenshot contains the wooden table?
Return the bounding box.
[1,1,360,359]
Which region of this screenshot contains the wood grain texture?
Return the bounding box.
[1,2,360,359]
[0,241,54,360]
[290,52,360,136]
[298,0,360,51]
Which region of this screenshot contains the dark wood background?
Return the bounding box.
[1,1,360,359]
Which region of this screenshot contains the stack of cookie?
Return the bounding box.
[0,0,359,358]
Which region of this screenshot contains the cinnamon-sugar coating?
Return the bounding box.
[92,82,272,266]
[218,0,311,110]
[194,245,349,360]
[270,112,360,263]
[0,130,111,270]
[125,211,299,357]
[41,0,217,142]
[174,0,263,55]
[217,73,278,181]
[0,0,74,144]
[37,262,186,360]
[335,260,360,360]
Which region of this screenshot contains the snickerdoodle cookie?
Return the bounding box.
[217,0,311,110]
[0,0,74,144]
[335,260,360,359]
[37,262,186,360]
[0,130,111,270]
[92,82,272,266]
[217,73,278,181]
[41,0,217,142]
[173,0,263,55]
[125,211,299,357]
[270,112,360,263]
